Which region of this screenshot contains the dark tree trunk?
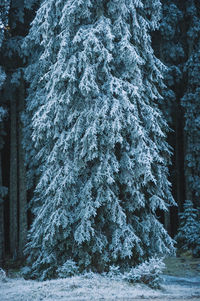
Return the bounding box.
[18,73,27,258]
[0,153,5,263]
[164,211,171,235]
[9,95,18,259]
[175,106,185,212]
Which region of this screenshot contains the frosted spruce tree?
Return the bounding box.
[175,200,200,257]
[23,0,175,279]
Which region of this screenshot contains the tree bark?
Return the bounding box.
[0,153,5,263]
[9,95,18,259]
[164,211,171,235]
[18,72,27,258]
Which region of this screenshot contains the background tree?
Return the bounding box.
[0,0,200,270]
[181,0,200,207]
[6,0,28,260]
[175,200,200,257]
[0,0,10,264]
[154,0,200,253]
[23,0,175,280]
[0,0,39,261]
[153,0,186,235]
[179,0,200,256]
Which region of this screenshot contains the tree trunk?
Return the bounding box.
[9,96,18,259]
[0,153,5,263]
[164,211,171,235]
[18,72,27,258]
[184,132,193,202]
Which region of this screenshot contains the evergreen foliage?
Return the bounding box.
[24,0,40,10]
[159,0,185,125]
[0,0,10,83]
[175,200,200,257]
[23,0,175,279]
[57,260,79,278]
[158,1,200,252]
[174,1,200,258]
[181,0,200,205]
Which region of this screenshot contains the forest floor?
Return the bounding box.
[0,254,200,301]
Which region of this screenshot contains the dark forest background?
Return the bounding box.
[0,0,200,265]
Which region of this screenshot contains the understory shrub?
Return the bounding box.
[108,257,165,288]
[175,200,200,257]
[57,260,79,278]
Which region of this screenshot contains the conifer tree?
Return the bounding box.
[0,101,7,263]
[178,1,200,257]
[23,0,175,279]
[181,0,200,206]
[1,0,38,259]
[175,200,200,257]
[0,0,9,263]
[158,1,200,243]
[158,0,186,214]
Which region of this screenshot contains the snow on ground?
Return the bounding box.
[0,273,200,301]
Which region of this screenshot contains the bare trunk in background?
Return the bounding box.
[9,95,18,259]
[0,153,5,263]
[18,73,27,258]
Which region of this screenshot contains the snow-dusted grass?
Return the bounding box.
[0,268,6,281]
[1,273,200,301]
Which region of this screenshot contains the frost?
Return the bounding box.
[175,200,200,257]
[123,257,165,289]
[57,260,79,278]
[0,268,6,282]
[0,272,200,300]
[23,0,175,279]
